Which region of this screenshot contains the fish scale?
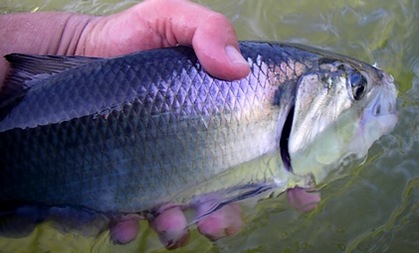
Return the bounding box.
[0,42,397,216]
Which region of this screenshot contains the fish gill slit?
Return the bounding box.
[280,105,294,172]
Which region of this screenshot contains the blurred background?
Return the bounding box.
[1,0,418,252]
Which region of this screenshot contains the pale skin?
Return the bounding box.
[0,0,250,249]
[0,0,250,86]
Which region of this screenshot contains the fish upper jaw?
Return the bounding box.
[359,75,398,146]
[373,72,397,116]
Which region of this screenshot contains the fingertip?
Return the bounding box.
[225,44,251,78]
[287,187,321,212]
[197,203,243,241]
[109,214,141,245]
[192,14,250,81]
[138,0,251,80]
[149,206,189,250]
[225,45,246,64]
[194,43,250,81]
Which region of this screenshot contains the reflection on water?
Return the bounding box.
[1,0,418,252]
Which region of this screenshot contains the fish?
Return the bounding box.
[0,41,397,224]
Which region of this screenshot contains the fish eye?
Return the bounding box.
[350,72,367,100]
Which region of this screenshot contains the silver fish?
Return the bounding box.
[0,42,397,218]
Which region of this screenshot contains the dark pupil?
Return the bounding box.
[353,85,365,100]
[351,73,366,100]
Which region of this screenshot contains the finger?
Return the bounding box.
[132,0,250,80]
[191,13,250,81]
[287,187,321,212]
[196,203,243,241]
[109,214,141,245]
[148,205,189,250]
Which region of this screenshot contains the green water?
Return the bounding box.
[1,0,418,252]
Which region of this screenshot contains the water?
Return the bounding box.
[1,0,418,252]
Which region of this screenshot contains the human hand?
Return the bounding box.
[110,202,243,249]
[79,0,250,80]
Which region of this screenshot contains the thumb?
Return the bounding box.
[191,13,250,80]
[138,0,250,80]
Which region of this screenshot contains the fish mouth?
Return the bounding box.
[279,105,295,172]
[372,73,397,117]
[362,72,398,136]
[371,93,397,117]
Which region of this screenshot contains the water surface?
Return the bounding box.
[1,0,418,252]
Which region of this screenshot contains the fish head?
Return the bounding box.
[286,57,398,183]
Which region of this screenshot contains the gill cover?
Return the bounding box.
[287,61,369,155]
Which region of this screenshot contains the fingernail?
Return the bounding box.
[226,45,248,65]
[197,204,243,241]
